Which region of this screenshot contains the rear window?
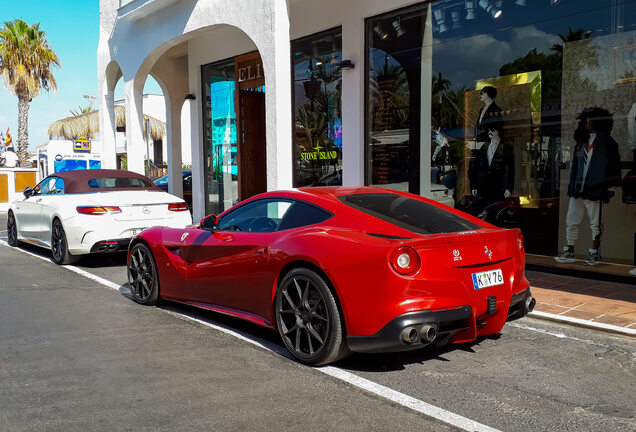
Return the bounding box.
[88,177,155,189]
[338,193,481,235]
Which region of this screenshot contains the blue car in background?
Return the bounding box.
[154,170,192,209]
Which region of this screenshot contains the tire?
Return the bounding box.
[7,210,20,247]
[51,219,79,265]
[275,267,350,365]
[127,242,160,305]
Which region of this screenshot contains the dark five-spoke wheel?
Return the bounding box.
[275,268,349,365]
[7,211,19,247]
[51,219,78,265]
[127,243,159,305]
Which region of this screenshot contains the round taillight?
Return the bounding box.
[390,246,420,275]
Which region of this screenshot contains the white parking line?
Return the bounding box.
[1,239,502,431]
[528,310,636,337]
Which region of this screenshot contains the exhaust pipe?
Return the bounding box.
[400,327,418,344]
[525,296,536,313]
[420,324,438,343]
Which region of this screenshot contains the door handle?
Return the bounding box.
[257,247,268,257]
[36,198,42,202]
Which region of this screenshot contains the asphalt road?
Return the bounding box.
[1,213,635,431]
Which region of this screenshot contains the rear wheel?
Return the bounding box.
[51,219,79,265]
[7,211,19,247]
[275,268,350,365]
[127,243,160,305]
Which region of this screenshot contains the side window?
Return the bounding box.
[46,178,65,195]
[278,201,333,231]
[217,199,293,232]
[39,178,54,196]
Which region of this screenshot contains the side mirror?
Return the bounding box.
[23,186,33,198]
[200,214,217,230]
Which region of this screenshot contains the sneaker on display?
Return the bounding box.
[586,249,600,266]
[629,267,636,276]
[555,246,576,263]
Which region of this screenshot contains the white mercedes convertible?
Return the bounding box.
[7,169,192,264]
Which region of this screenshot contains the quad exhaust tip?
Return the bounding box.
[400,327,418,344]
[420,324,438,343]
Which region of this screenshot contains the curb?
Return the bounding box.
[528,310,636,337]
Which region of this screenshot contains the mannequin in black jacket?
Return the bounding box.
[468,123,514,212]
[556,107,621,265]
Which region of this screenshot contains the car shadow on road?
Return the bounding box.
[337,334,503,372]
[79,252,127,268]
[116,285,504,371]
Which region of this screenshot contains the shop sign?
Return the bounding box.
[300,141,338,161]
[73,136,91,153]
[237,63,263,83]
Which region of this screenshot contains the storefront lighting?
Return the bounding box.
[479,0,502,19]
[374,23,389,40]
[433,9,449,33]
[451,10,462,29]
[339,60,355,70]
[392,18,406,37]
[465,1,476,20]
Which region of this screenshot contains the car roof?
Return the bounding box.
[47,169,161,194]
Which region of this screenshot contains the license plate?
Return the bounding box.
[471,269,504,290]
[130,227,147,236]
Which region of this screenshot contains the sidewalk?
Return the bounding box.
[526,270,636,336]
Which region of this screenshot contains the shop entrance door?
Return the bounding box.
[235,51,266,202]
[238,90,266,200]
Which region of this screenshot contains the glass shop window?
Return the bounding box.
[292,27,343,187]
[366,0,636,275]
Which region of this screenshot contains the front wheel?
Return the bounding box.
[7,211,20,247]
[51,219,79,265]
[275,268,350,365]
[127,243,160,305]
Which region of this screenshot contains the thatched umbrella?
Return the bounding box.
[47,105,166,141]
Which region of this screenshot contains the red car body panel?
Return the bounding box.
[130,186,531,350]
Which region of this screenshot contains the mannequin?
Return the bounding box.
[555,107,621,266]
[468,123,514,212]
[475,86,502,145]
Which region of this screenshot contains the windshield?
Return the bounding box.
[339,193,481,235]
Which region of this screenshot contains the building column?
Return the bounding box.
[166,94,184,198]
[265,0,293,191]
[99,82,117,169]
[124,78,146,174]
[341,13,365,187]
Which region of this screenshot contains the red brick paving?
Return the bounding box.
[525,270,636,332]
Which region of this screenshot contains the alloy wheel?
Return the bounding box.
[127,244,158,304]
[7,211,18,246]
[277,274,331,360]
[51,220,66,263]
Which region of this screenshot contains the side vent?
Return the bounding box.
[365,233,411,240]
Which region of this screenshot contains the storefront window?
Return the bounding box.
[292,28,343,187]
[202,58,238,215]
[366,0,636,275]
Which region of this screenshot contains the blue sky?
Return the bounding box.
[0,1,159,152]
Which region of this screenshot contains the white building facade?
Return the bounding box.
[99,0,636,279]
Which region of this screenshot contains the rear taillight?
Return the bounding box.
[76,206,122,215]
[518,233,524,250]
[168,203,189,212]
[390,246,421,275]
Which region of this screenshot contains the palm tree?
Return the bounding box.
[69,105,92,116]
[0,19,60,159]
